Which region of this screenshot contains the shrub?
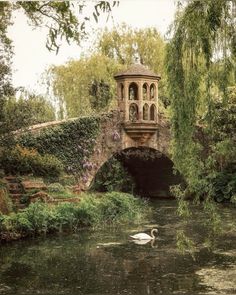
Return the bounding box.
[0,145,63,177]
[32,154,63,178]
[211,163,236,203]
[97,192,147,224]
[0,192,148,241]
[22,202,56,234]
[91,157,135,193]
[0,187,13,214]
[55,203,81,231]
[48,183,65,193]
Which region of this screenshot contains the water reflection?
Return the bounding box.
[0,200,235,295]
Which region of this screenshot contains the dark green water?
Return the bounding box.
[0,200,235,295]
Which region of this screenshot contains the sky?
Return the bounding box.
[8,0,177,93]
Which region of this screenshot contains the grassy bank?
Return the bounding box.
[0,192,149,242]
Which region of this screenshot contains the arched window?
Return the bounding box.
[120,83,124,100]
[129,103,139,122]
[142,83,148,100]
[143,104,149,120]
[129,83,138,100]
[150,83,156,100]
[150,104,156,121]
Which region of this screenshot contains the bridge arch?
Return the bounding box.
[89,147,182,198]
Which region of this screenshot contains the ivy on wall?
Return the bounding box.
[18,116,100,176]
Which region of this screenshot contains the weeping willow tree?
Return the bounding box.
[167,0,236,211]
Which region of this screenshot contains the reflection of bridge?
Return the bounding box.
[79,65,180,197]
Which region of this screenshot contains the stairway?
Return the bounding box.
[4,176,26,210]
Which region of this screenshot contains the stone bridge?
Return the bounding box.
[24,64,180,197]
[79,110,175,197]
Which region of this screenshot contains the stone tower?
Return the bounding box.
[114,64,161,146]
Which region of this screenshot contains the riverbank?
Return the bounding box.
[0,191,149,242]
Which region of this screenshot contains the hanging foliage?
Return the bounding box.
[167,0,236,203]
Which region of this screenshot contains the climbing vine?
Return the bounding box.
[18,116,100,176]
[167,0,236,203]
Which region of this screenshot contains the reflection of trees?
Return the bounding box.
[0,206,235,295]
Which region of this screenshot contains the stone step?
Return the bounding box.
[7,183,22,190]
[9,189,23,195]
[4,176,20,183]
[10,193,23,200]
[22,181,47,191]
[17,204,27,210]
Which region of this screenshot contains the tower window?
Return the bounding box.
[120,83,124,100]
[143,104,149,120]
[129,103,139,122]
[142,83,148,100]
[129,82,138,100]
[150,104,156,121]
[150,83,156,100]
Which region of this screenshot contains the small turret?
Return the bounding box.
[114,64,161,142]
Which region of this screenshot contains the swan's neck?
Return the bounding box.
[151,229,157,239]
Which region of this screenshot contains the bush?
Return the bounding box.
[0,192,148,241]
[97,192,146,224]
[0,145,63,177]
[0,187,13,214]
[48,183,65,193]
[211,163,236,203]
[91,157,135,193]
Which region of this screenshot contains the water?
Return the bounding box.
[0,200,235,295]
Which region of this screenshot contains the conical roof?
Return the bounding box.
[114,64,161,80]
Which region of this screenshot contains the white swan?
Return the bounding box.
[130,228,158,240]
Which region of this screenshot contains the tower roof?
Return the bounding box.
[114,64,161,80]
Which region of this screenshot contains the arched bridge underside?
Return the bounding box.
[91,147,182,197]
[80,111,181,197]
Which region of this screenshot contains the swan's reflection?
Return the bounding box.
[131,239,156,248]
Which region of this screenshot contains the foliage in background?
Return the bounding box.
[0,181,12,215]
[0,2,15,133]
[97,24,167,99]
[1,93,55,133]
[0,1,118,139]
[47,54,122,118]
[0,145,63,178]
[206,87,236,202]
[18,116,100,177]
[0,192,148,241]
[89,79,113,111]
[166,0,236,206]
[91,157,135,193]
[47,24,167,118]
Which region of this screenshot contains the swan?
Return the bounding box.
[130,228,158,240]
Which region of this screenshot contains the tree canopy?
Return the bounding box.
[0,1,118,132]
[48,24,167,118]
[1,1,119,53]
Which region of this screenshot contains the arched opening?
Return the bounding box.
[90,147,183,198]
[142,83,148,100]
[129,82,138,100]
[143,103,149,120]
[150,83,156,100]
[120,83,124,100]
[129,103,139,122]
[150,104,156,121]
